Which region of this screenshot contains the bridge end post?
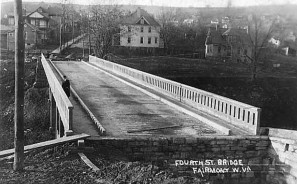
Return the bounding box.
[254,108,261,135]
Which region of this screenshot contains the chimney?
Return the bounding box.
[136,7,141,17]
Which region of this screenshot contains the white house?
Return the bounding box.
[118,7,161,48]
[268,37,281,48]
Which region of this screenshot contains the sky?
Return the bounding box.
[1,0,297,7]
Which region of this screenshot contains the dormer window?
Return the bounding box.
[140,18,144,24]
[38,8,42,13]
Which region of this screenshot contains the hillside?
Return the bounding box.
[2,1,297,20]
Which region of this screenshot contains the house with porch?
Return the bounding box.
[117,7,161,49]
[205,26,253,63]
[2,6,62,46]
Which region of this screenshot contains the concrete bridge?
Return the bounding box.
[40,54,261,138]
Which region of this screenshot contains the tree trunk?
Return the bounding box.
[14,0,25,171]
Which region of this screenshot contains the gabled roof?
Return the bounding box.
[206,27,252,46]
[222,28,252,46]
[27,7,50,19]
[121,7,160,27]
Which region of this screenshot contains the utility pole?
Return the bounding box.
[14,0,25,171]
[60,17,62,51]
[72,14,74,43]
[88,12,91,55]
[82,40,84,58]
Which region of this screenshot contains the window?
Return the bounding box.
[128,37,131,43]
[148,37,151,44]
[140,37,143,44]
[155,37,158,44]
[141,26,143,32]
[218,46,221,53]
[25,32,27,40]
[128,26,131,32]
[140,18,144,24]
[35,19,40,26]
[244,49,247,55]
[148,27,151,33]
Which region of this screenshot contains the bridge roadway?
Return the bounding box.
[52,60,223,138]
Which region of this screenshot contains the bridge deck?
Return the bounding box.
[53,61,223,138]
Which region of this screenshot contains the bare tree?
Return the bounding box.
[89,5,123,58]
[60,0,75,48]
[158,8,208,55]
[247,14,277,80]
[157,8,180,54]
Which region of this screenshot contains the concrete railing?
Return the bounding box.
[89,55,261,135]
[41,54,73,133]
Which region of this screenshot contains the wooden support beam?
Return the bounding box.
[78,152,99,171]
[0,133,90,158]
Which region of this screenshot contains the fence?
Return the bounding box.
[41,54,73,133]
[89,55,261,135]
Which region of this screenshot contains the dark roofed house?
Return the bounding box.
[117,7,161,48]
[205,26,253,63]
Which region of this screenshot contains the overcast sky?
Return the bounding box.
[1,0,296,7]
